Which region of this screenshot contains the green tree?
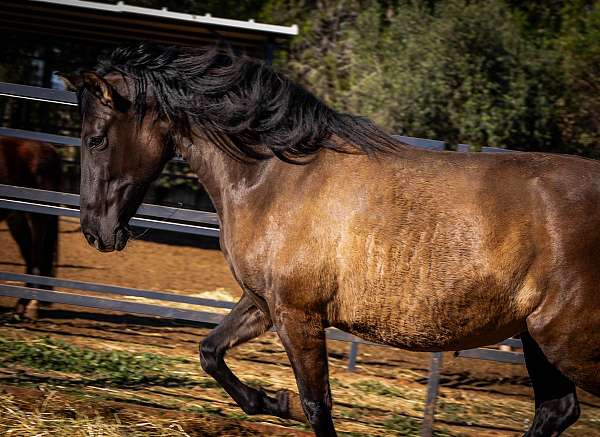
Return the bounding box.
[263,0,599,155]
[261,0,380,106]
[554,1,600,155]
[358,0,562,150]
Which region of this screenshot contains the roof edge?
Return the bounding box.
[30,0,299,37]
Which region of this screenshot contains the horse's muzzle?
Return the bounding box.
[83,225,129,252]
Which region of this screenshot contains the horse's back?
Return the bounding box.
[0,136,62,189]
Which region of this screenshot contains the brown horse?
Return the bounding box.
[0,136,61,319]
[62,44,598,437]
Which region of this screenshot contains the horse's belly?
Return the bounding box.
[330,283,528,351]
[333,317,523,352]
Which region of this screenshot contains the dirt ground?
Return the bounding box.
[0,216,242,296]
[0,218,599,436]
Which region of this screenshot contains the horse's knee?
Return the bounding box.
[555,392,580,427]
[566,394,580,423]
[300,398,332,428]
[551,392,580,427]
[527,392,580,437]
[199,338,221,375]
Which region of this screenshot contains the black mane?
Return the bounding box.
[95,43,406,162]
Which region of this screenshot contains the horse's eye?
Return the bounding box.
[87,135,107,151]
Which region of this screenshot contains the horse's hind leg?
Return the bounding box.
[521,331,580,437]
[273,307,336,437]
[200,293,306,422]
[6,213,35,318]
[29,213,58,311]
[30,213,58,280]
[13,213,58,319]
[7,212,33,270]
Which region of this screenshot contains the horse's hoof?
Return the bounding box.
[14,300,40,321]
[23,305,39,321]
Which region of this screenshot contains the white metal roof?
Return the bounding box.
[31,0,299,37]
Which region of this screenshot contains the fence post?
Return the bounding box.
[347,340,359,371]
[421,352,443,437]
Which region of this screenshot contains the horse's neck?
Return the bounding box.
[176,134,270,224]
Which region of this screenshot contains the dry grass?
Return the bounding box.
[0,392,192,437]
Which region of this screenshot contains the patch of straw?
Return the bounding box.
[120,288,237,314]
[0,392,192,437]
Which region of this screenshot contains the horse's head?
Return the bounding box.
[62,72,173,252]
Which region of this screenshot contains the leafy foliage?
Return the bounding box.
[2,0,599,163]
[263,0,600,155]
[350,1,544,149]
[554,1,600,155]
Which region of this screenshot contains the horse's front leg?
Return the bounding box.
[273,307,337,437]
[200,293,306,422]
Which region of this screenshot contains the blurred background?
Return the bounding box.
[1,0,599,211]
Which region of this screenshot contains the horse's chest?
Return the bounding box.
[220,234,276,302]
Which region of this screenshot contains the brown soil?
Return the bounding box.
[1,218,599,436]
[0,217,242,296]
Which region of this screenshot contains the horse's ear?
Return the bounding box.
[82,71,115,109]
[56,72,83,91]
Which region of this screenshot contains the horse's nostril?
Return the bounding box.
[84,232,96,245]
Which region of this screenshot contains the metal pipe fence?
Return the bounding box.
[0,80,524,437]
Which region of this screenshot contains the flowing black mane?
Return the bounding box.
[94,43,405,162]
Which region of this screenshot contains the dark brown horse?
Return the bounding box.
[0,136,61,319]
[62,44,599,437]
